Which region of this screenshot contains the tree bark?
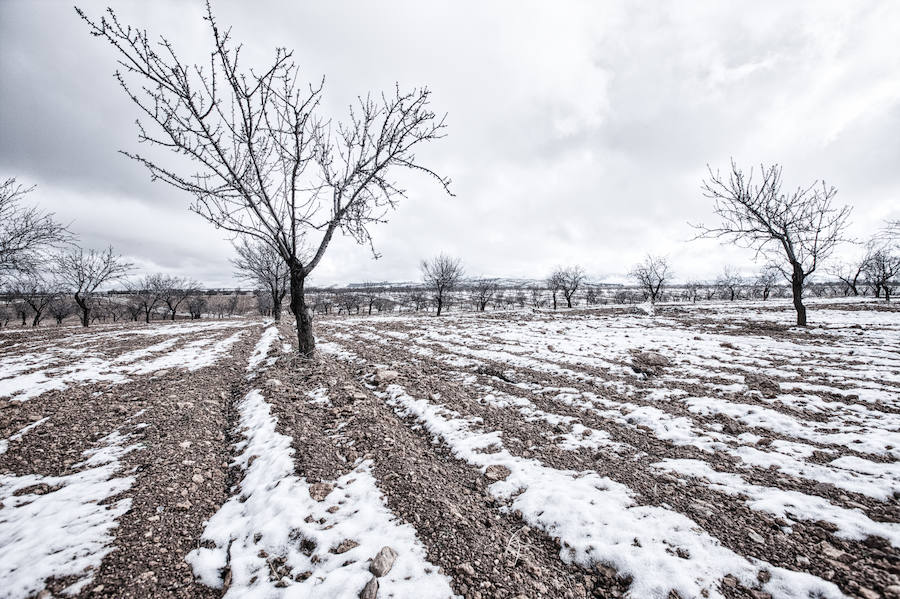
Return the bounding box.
[273,295,282,322]
[791,263,807,326]
[288,263,315,357]
[436,294,443,316]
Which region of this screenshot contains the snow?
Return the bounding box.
[655,458,900,548]
[0,429,139,598]
[188,389,454,598]
[246,321,279,374]
[0,416,49,455]
[187,325,454,598]
[381,383,845,599]
[0,321,247,402]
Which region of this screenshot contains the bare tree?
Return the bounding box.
[186,294,208,319]
[529,286,546,308]
[160,276,201,320]
[830,251,870,297]
[755,265,779,300]
[53,246,131,327]
[695,161,851,325]
[716,265,743,301]
[9,272,60,326]
[514,288,527,308]
[558,266,585,308]
[0,178,69,277]
[683,281,702,303]
[546,269,565,310]
[865,246,900,301]
[421,254,463,316]
[334,291,360,315]
[231,238,288,321]
[128,273,167,323]
[408,290,428,312]
[47,296,76,325]
[468,278,498,312]
[628,255,670,303]
[78,4,451,356]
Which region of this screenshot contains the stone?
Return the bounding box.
[722,575,738,588]
[309,482,334,501]
[883,585,900,599]
[484,465,511,481]
[375,369,400,385]
[192,473,204,484]
[176,500,192,510]
[265,379,283,388]
[332,539,359,554]
[748,530,765,544]
[858,588,880,599]
[178,441,192,449]
[152,369,170,378]
[457,562,476,578]
[359,576,379,599]
[369,546,398,577]
[744,372,780,398]
[819,541,848,560]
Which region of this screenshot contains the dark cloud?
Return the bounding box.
[1,0,898,286]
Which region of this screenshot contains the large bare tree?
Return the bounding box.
[53,246,131,327]
[421,254,463,316]
[0,178,69,278]
[231,238,289,321]
[628,255,670,303]
[695,161,850,325]
[78,3,451,356]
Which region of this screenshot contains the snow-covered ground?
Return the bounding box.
[0,320,250,402]
[0,418,144,597]
[316,299,900,599]
[189,325,456,598]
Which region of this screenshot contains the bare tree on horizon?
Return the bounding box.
[231,239,289,322]
[629,255,670,304]
[78,2,452,356]
[558,266,585,308]
[695,160,850,325]
[53,246,131,327]
[421,254,463,316]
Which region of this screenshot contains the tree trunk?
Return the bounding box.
[552,292,557,310]
[436,294,443,316]
[791,264,807,326]
[273,296,282,321]
[566,295,573,308]
[288,263,315,357]
[31,311,41,327]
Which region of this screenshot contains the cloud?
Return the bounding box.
[1,0,898,286]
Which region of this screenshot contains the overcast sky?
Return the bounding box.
[2,1,898,287]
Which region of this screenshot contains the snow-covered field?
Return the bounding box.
[316,299,900,599]
[0,300,897,599]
